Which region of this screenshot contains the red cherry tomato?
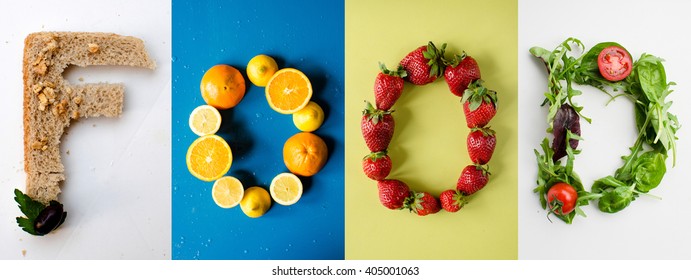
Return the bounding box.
[547,182,578,215]
[597,46,633,82]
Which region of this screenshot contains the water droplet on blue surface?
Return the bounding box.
[171,56,177,63]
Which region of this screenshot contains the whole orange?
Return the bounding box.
[283,132,328,177]
[200,64,246,109]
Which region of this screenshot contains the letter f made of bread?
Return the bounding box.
[23,32,155,204]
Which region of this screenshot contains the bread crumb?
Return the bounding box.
[32,84,43,94]
[55,99,68,115]
[43,87,56,101]
[73,96,83,105]
[78,77,84,82]
[88,43,99,53]
[66,150,70,155]
[31,141,44,150]
[22,250,26,257]
[71,111,79,119]
[38,93,48,104]
[35,62,48,75]
[46,40,58,51]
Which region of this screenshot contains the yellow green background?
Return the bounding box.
[345,0,518,259]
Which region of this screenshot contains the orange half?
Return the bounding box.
[265,68,313,114]
[186,135,233,181]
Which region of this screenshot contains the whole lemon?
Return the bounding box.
[292,101,324,132]
[240,186,271,218]
[246,54,278,87]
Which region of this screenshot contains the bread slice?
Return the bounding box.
[23,32,155,204]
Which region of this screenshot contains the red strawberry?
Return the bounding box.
[374,63,406,111]
[404,191,440,216]
[400,41,446,85]
[361,101,395,152]
[467,127,496,165]
[377,179,411,210]
[439,189,467,212]
[461,80,497,128]
[456,164,490,195]
[362,151,392,180]
[444,53,481,97]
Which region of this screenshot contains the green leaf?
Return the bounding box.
[530,46,553,64]
[598,185,636,213]
[15,189,44,220]
[14,188,49,236]
[633,151,666,192]
[637,55,667,104]
[17,217,38,235]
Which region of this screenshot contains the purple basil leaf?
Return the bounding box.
[552,104,581,161]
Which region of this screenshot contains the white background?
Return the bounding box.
[0,0,171,259]
[519,0,691,259]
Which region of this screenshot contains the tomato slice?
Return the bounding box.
[597,46,633,81]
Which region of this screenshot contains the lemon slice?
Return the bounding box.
[212,176,244,208]
[186,135,232,182]
[269,173,303,206]
[189,105,222,136]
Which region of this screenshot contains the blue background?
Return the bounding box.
[172,0,344,259]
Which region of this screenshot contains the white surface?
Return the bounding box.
[0,0,171,259]
[519,0,691,259]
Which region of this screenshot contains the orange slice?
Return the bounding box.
[212,176,244,208]
[189,105,222,136]
[269,173,303,206]
[265,68,313,114]
[186,135,232,181]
